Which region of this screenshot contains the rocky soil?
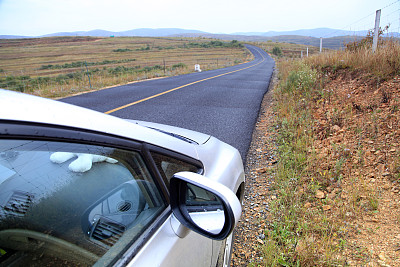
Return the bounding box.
[312,70,400,266]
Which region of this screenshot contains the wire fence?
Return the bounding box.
[321,0,400,39]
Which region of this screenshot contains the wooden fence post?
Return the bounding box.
[84,61,92,88]
[320,37,323,53]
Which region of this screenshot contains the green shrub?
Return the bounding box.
[39,59,136,70]
[172,63,186,69]
[272,46,282,56]
[112,48,133,52]
[186,40,243,49]
[282,63,317,95]
[136,45,150,51]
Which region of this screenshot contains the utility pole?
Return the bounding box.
[372,9,381,53]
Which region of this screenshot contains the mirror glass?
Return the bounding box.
[185,183,225,234]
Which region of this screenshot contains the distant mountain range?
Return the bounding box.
[1,28,398,49]
[0,27,377,39]
[40,28,208,38]
[233,28,371,38]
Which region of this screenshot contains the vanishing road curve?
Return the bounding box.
[62,45,275,160]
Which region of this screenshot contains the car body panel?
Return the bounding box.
[197,137,245,193]
[126,215,212,267]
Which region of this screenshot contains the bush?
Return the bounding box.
[39,64,54,70]
[136,45,150,51]
[0,75,32,92]
[38,59,136,70]
[143,65,162,72]
[186,40,243,49]
[112,48,133,52]
[172,63,186,69]
[282,62,317,95]
[346,25,389,52]
[107,64,164,75]
[272,46,282,56]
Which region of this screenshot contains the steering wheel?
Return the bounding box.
[0,229,99,265]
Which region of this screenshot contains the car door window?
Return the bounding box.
[151,152,201,185]
[0,140,166,266]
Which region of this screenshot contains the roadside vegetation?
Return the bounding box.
[0,37,250,98]
[257,33,400,266]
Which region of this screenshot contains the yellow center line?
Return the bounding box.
[105,48,266,114]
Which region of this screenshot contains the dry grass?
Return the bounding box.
[0,36,251,98]
[258,39,400,266]
[305,39,400,79]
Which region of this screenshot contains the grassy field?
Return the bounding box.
[0,36,251,98]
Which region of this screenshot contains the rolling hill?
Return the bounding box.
[2,27,397,50]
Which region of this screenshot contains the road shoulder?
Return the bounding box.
[231,71,278,266]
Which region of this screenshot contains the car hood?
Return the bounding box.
[126,120,211,145]
[0,90,201,160]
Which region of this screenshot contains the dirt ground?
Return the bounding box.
[312,70,400,266]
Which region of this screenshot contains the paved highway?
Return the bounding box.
[62,45,275,159]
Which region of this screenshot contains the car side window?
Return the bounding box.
[151,152,200,185]
[0,140,167,266]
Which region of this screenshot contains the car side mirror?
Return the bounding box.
[170,172,241,240]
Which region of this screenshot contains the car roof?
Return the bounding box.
[0,89,199,158]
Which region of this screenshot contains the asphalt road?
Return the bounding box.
[61,45,275,160]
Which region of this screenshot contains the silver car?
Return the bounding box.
[0,89,245,266]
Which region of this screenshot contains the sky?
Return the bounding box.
[0,0,399,36]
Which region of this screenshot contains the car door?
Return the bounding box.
[0,122,213,266]
[126,150,213,267]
